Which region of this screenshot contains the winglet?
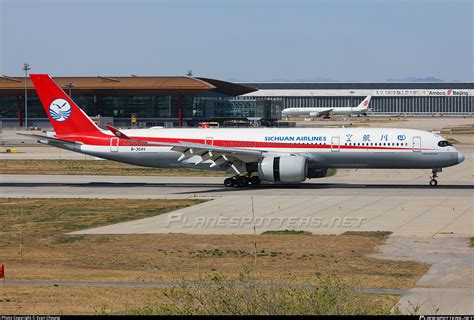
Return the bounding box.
[106,125,131,139]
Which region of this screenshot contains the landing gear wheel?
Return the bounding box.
[236,176,249,188]
[249,176,261,186]
[429,168,441,187]
[224,178,235,188]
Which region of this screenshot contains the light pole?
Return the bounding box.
[23,63,31,128]
[65,82,74,97]
[349,91,355,109]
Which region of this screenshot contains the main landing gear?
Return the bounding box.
[429,168,442,187]
[224,175,261,188]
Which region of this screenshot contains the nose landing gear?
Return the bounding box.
[429,168,442,187]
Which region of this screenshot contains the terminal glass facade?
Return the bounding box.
[194,96,281,119]
[98,96,194,118]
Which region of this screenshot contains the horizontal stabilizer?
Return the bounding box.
[17,133,80,150]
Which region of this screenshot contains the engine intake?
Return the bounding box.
[258,155,308,183]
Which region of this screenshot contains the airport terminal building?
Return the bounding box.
[0,76,258,128]
[239,82,473,116]
[0,75,472,128]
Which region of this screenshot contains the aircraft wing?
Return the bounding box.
[108,126,266,174]
[312,108,333,117]
[140,139,265,173]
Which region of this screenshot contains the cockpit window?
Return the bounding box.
[438,140,452,147]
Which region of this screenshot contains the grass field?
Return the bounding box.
[342,231,393,240]
[0,198,427,314]
[0,159,229,176]
[262,229,312,235]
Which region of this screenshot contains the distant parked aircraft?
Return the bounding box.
[282,96,372,118]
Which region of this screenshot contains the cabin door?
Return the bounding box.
[110,137,119,152]
[412,136,421,152]
[204,137,214,145]
[331,136,340,152]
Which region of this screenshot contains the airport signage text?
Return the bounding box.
[374,89,471,96]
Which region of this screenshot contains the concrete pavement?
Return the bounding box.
[374,237,474,314]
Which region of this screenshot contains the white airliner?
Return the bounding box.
[282,96,372,117]
[21,75,464,188]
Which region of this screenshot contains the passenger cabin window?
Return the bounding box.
[438,140,452,147]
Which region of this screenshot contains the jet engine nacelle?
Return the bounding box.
[258,155,308,183]
[309,111,320,117]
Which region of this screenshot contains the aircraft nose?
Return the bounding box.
[458,152,465,164]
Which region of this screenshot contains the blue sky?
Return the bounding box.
[0,0,472,82]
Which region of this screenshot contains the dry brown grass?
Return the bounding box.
[0,198,428,314]
[0,159,228,176]
[0,286,163,315]
[0,285,400,315]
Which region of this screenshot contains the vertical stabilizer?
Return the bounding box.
[30,74,101,135]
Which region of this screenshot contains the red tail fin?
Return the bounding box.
[30,74,100,135]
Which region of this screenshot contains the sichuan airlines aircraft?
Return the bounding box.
[281,96,372,118]
[21,74,464,188]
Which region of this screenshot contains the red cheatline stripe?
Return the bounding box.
[55,133,432,151]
